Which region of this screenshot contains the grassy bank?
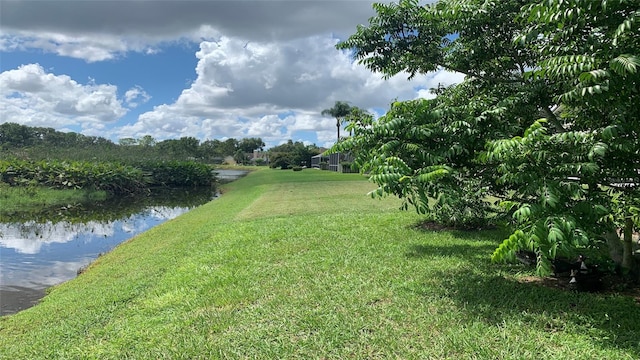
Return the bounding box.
[0,184,107,214]
[1,168,639,359]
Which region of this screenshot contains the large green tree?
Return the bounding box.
[334,0,639,275]
[237,137,265,153]
[157,137,201,159]
[334,0,545,227]
[268,140,321,169]
[488,0,640,274]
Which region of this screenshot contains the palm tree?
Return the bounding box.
[321,101,353,141]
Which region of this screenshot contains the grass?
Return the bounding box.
[1,168,639,359]
[0,183,107,214]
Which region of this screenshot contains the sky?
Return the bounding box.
[0,0,463,149]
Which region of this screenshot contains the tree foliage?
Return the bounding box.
[268,140,321,169]
[1,122,265,165]
[335,0,640,275]
[490,0,640,273]
[1,122,115,150]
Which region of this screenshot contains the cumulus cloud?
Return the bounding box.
[124,86,151,108]
[116,35,463,146]
[0,31,138,62]
[0,1,388,61]
[0,64,127,128]
[0,0,461,147]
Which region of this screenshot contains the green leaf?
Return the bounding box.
[610,54,639,75]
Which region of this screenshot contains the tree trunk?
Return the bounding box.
[336,119,340,141]
[622,217,635,275]
[542,106,565,133]
[606,230,623,266]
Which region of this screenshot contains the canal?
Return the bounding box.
[0,169,247,315]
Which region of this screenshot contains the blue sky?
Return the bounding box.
[0,0,461,149]
[2,44,200,133]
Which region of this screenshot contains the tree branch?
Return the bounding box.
[541,106,566,133]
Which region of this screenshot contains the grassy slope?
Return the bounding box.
[1,169,639,359]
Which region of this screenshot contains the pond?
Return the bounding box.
[0,169,248,316]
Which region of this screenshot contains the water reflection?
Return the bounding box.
[0,187,217,315]
[214,169,250,182]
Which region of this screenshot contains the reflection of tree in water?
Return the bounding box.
[0,187,217,224]
[0,188,217,254]
[0,184,228,315]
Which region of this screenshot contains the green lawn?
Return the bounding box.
[1,168,639,359]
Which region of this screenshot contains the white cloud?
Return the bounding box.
[0,30,139,62]
[246,114,290,138]
[0,64,127,128]
[124,86,151,108]
[115,35,463,147]
[415,71,467,100]
[0,1,388,62]
[0,1,460,147]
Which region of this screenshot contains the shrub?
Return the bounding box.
[135,161,214,187]
[0,159,147,195]
[0,159,215,194]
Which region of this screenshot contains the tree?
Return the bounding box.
[157,137,201,159]
[200,139,223,160]
[233,149,250,165]
[334,0,543,227]
[138,135,156,147]
[488,0,640,275]
[333,81,522,228]
[237,137,265,153]
[268,140,320,168]
[335,0,640,275]
[322,101,355,141]
[269,152,293,169]
[220,138,239,157]
[0,122,36,148]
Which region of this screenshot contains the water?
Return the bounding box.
[0,169,248,316]
[214,169,251,182]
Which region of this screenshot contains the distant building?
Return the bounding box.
[251,150,269,164]
[311,154,329,169]
[327,152,356,173]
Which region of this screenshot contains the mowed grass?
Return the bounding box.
[1,168,639,359]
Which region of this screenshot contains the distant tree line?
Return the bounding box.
[0,123,328,170]
[0,122,114,149]
[0,122,265,164]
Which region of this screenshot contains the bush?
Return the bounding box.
[270,154,292,169]
[0,159,147,195]
[340,161,358,173]
[292,166,303,172]
[136,161,214,187]
[0,159,215,194]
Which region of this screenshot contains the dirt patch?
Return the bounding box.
[416,221,460,231]
[518,275,640,304]
[415,220,496,232]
